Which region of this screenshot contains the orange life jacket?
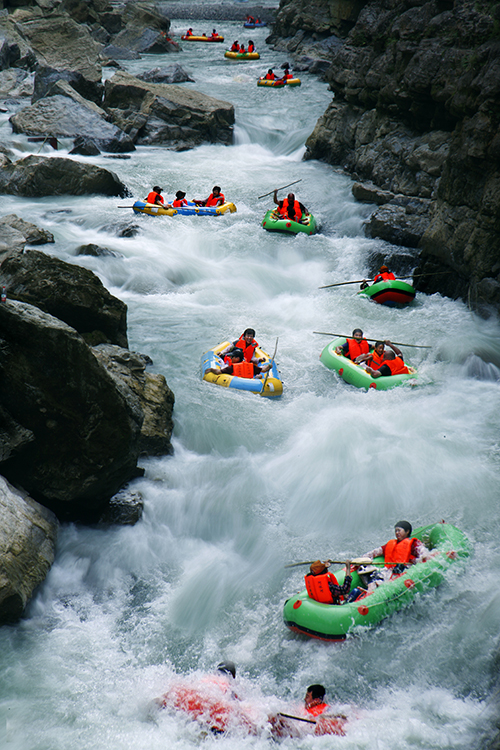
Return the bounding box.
[374,271,396,283]
[284,72,293,79]
[231,361,254,379]
[369,349,385,369]
[264,72,275,80]
[304,571,341,604]
[235,336,258,362]
[206,192,225,207]
[384,537,414,567]
[346,338,369,360]
[173,198,188,207]
[147,191,164,205]
[231,43,239,51]
[383,357,409,376]
[279,198,301,220]
[248,43,255,52]
[306,702,329,717]
[240,45,246,52]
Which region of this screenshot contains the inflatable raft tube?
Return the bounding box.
[201,341,283,398]
[358,279,416,307]
[224,51,260,60]
[261,208,317,236]
[319,337,417,391]
[181,35,224,42]
[283,521,470,641]
[257,77,301,87]
[132,200,237,217]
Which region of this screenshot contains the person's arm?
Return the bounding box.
[385,340,402,357]
[354,353,371,364]
[364,546,384,560]
[273,190,280,206]
[366,364,391,378]
[328,574,352,601]
[298,201,308,215]
[335,342,349,355]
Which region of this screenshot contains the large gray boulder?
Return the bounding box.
[0,214,54,245]
[0,68,34,98]
[0,154,129,197]
[0,475,58,624]
[92,345,174,456]
[0,299,143,520]
[11,9,103,103]
[0,249,128,348]
[103,70,234,149]
[10,91,135,153]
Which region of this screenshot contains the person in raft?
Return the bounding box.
[365,350,410,378]
[210,28,218,38]
[219,328,266,364]
[356,339,403,370]
[262,69,275,80]
[305,560,363,605]
[231,40,240,51]
[273,190,308,223]
[206,349,271,378]
[360,264,396,289]
[335,328,369,360]
[186,27,193,36]
[194,186,225,207]
[363,521,429,576]
[172,190,189,207]
[146,186,165,205]
[269,684,347,739]
[247,40,255,53]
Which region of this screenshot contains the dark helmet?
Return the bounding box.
[153,185,162,193]
[217,661,236,678]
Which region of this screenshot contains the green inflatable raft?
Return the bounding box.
[320,337,418,391]
[358,279,416,307]
[261,209,317,236]
[283,522,471,641]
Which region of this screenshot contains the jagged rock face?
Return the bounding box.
[271,0,369,38]
[0,476,58,624]
[92,345,175,457]
[103,70,234,149]
[0,249,128,348]
[0,154,130,197]
[294,0,500,314]
[0,300,143,519]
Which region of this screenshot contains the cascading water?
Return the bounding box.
[1,14,499,750]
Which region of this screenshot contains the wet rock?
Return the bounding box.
[99,487,144,526]
[0,299,143,521]
[0,68,34,98]
[10,88,135,153]
[0,475,58,624]
[0,214,54,245]
[0,249,129,348]
[103,70,234,149]
[138,65,195,84]
[365,197,432,248]
[76,243,121,258]
[69,135,101,156]
[0,154,130,197]
[352,182,395,205]
[102,44,141,61]
[92,344,175,457]
[0,224,27,263]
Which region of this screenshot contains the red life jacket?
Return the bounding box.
[240,45,246,53]
[384,537,414,566]
[369,349,385,369]
[173,198,188,207]
[304,571,342,604]
[264,72,275,80]
[383,357,409,375]
[231,361,254,379]
[231,43,239,51]
[279,198,302,221]
[147,191,164,205]
[248,43,255,52]
[206,192,225,207]
[235,336,258,362]
[284,72,293,79]
[374,271,396,283]
[306,703,329,717]
[346,338,369,360]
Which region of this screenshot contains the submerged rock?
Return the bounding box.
[0,475,59,624]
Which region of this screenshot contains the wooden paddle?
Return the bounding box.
[261,337,279,391]
[319,270,452,289]
[284,557,373,569]
[312,332,432,349]
[277,712,317,725]
[258,180,302,199]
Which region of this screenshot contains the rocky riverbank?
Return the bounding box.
[267,0,500,316]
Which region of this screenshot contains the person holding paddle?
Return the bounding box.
[356,339,403,369]
[269,685,347,738]
[305,560,363,605]
[363,521,429,575]
[335,328,369,361]
[273,190,308,223]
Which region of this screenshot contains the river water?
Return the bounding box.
[1,11,500,750]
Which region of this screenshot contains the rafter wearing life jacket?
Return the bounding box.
[304,571,343,604]
[384,537,415,567]
[248,42,255,53]
[278,197,302,221]
[368,348,385,369]
[231,41,240,51]
[235,335,258,362]
[373,267,396,283]
[173,198,188,207]
[147,190,164,205]
[306,702,329,717]
[345,337,369,360]
[205,191,225,207]
[231,361,254,379]
[264,71,275,80]
[382,357,409,376]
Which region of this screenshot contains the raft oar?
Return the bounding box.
[319,270,453,290]
[262,336,279,391]
[277,713,317,725]
[284,557,373,569]
[117,206,136,208]
[258,180,302,199]
[312,332,432,349]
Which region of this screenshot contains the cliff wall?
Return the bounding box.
[270,0,500,314]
